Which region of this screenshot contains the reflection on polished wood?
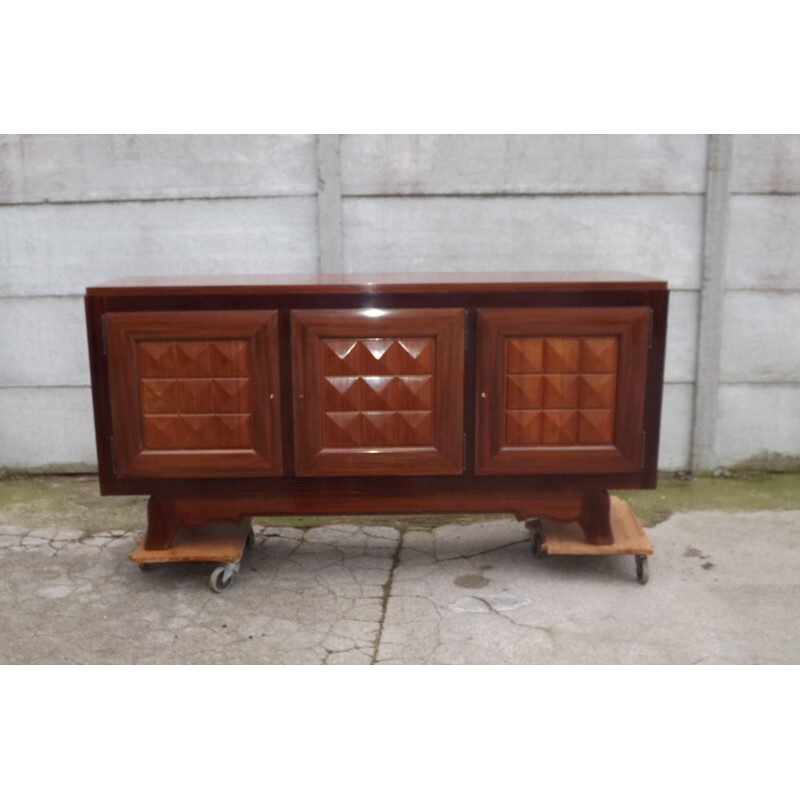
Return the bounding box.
[476,307,650,475]
[291,308,464,476]
[105,310,282,478]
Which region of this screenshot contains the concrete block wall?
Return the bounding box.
[720,136,800,465]
[0,134,797,472]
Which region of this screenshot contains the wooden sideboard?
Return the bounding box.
[85,272,668,582]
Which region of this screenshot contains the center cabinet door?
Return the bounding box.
[105,310,282,478]
[475,307,650,475]
[291,308,465,476]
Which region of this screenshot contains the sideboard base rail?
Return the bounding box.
[141,489,618,551]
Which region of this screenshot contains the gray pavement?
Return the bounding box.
[1,509,798,664]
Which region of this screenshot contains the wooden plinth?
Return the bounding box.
[129,518,252,565]
[540,496,652,556]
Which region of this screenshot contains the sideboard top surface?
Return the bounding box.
[87,271,667,296]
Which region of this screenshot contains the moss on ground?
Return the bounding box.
[251,513,492,532]
[0,475,146,534]
[1,472,799,533]
[616,472,800,527]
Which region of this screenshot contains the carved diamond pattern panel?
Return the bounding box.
[504,336,619,446]
[321,338,435,447]
[505,410,543,445]
[137,340,253,450]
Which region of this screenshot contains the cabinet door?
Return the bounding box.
[475,307,650,475]
[105,310,282,478]
[292,308,464,476]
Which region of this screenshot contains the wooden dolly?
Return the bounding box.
[525,496,653,584]
[129,518,255,592]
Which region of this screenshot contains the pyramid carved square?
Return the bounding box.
[215,414,253,448]
[212,378,251,413]
[542,410,578,444]
[579,375,616,409]
[543,338,580,373]
[175,342,213,377]
[506,375,543,410]
[322,340,362,376]
[397,411,434,445]
[210,341,249,377]
[506,338,543,374]
[141,379,177,414]
[578,410,615,444]
[580,337,618,373]
[138,343,177,378]
[361,411,400,446]
[177,379,216,413]
[361,376,398,411]
[543,374,579,409]
[324,411,363,447]
[396,339,434,374]
[505,410,543,445]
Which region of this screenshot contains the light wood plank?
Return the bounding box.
[541,496,653,556]
[129,520,250,564]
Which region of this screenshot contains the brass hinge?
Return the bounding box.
[640,431,647,470]
[101,315,108,356]
[648,309,653,349]
[110,436,117,475]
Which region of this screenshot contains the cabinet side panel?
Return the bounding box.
[85,294,115,488]
[642,289,669,485]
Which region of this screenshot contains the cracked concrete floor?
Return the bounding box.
[1,506,799,664]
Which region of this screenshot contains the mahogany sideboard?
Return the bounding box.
[85,272,668,588]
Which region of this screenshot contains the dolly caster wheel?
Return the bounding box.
[245,529,255,550]
[210,564,236,593]
[636,555,649,585]
[526,520,546,559]
[138,563,154,572]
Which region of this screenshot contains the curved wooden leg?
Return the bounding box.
[143,497,255,553]
[578,490,614,546]
[144,495,181,550]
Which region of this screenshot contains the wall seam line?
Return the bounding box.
[691,134,734,473]
[316,135,344,275]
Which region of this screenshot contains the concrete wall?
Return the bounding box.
[1,134,797,472]
[720,136,800,465]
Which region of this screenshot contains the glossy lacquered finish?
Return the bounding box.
[475,306,650,475]
[85,273,668,551]
[105,310,282,478]
[87,271,667,294]
[291,308,464,476]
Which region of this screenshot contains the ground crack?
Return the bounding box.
[437,537,528,561]
[370,528,404,665]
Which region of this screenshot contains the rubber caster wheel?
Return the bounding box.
[636,555,649,585]
[527,520,546,559]
[138,563,154,572]
[210,565,234,593]
[245,529,255,550]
